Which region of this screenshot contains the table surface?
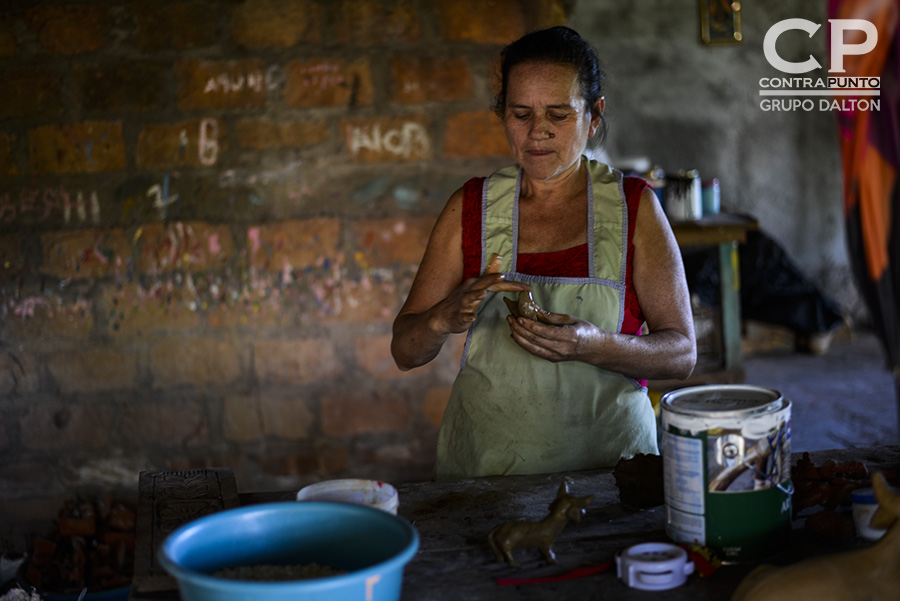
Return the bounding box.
[670,213,759,246]
[132,446,899,601]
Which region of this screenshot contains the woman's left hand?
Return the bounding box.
[506,313,606,363]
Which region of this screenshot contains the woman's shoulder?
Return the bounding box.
[623,175,651,199]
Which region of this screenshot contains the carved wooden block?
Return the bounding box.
[129,468,239,600]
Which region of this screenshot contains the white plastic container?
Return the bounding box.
[296,479,399,514]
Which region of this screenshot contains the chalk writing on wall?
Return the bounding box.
[297,63,346,90]
[204,71,264,94]
[0,186,100,225]
[218,160,303,189]
[202,65,285,94]
[198,118,219,166]
[146,173,179,221]
[347,122,430,159]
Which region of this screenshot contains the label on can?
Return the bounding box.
[661,385,792,562]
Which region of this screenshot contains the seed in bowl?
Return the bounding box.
[213,563,347,581]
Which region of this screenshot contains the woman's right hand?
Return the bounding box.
[430,254,530,335]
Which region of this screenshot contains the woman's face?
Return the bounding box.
[503,62,603,182]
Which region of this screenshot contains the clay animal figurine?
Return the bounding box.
[488,481,594,568]
[503,291,575,326]
[731,471,899,601]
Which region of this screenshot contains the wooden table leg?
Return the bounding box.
[718,240,743,372]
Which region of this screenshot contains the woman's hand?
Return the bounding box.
[432,254,530,335]
[506,313,601,363]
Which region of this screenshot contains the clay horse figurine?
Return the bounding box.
[488,480,595,568]
[731,471,900,601]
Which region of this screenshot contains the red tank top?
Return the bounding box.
[461,175,648,335]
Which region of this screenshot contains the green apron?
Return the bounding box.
[434,158,658,481]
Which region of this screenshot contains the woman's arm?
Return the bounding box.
[392,187,530,371]
[506,187,697,380]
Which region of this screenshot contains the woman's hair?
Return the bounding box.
[493,26,608,146]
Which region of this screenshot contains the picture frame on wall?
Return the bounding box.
[700,0,743,45]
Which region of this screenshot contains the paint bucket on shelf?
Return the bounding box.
[660,385,792,563]
[664,170,702,222]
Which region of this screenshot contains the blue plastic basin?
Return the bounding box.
[158,501,419,601]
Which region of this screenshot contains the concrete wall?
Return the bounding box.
[573,0,859,311]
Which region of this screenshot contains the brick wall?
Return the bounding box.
[0,0,572,539]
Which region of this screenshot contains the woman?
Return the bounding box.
[392,26,696,480]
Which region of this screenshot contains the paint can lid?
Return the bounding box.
[615,542,694,591]
[661,384,786,417]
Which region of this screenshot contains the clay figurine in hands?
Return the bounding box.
[488,481,594,568]
[503,291,575,326]
[731,471,900,601]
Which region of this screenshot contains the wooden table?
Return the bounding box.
[661,213,759,387]
[130,445,898,601]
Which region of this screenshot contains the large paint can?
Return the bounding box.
[661,385,792,563]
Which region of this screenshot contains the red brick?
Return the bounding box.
[0,233,21,281]
[435,0,526,45]
[444,110,510,158]
[422,387,452,427]
[136,118,225,169]
[333,0,420,46]
[392,55,472,104]
[9,295,94,342]
[0,133,18,176]
[25,5,109,55]
[247,219,341,271]
[132,1,219,52]
[235,118,329,150]
[284,58,374,108]
[229,0,322,48]
[117,398,208,448]
[362,324,465,377]
[521,0,571,30]
[352,217,433,267]
[314,272,406,325]
[252,338,341,385]
[29,122,126,174]
[222,393,262,442]
[46,348,138,395]
[260,393,315,439]
[343,116,431,163]
[259,451,320,479]
[136,221,234,275]
[98,283,203,337]
[39,228,131,280]
[150,338,242,389]
[0,68,64,120]
[73,63,166,112]
[20,402,112,450]
[315,441,350,474]
[204,287,299,331]
[321,389,413,437]
[0,351,40,396]
[351,319,466,380]
[1,183,105,229]
[354,334,403,379]
[176,59,267,110]
[0,13,14,56]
